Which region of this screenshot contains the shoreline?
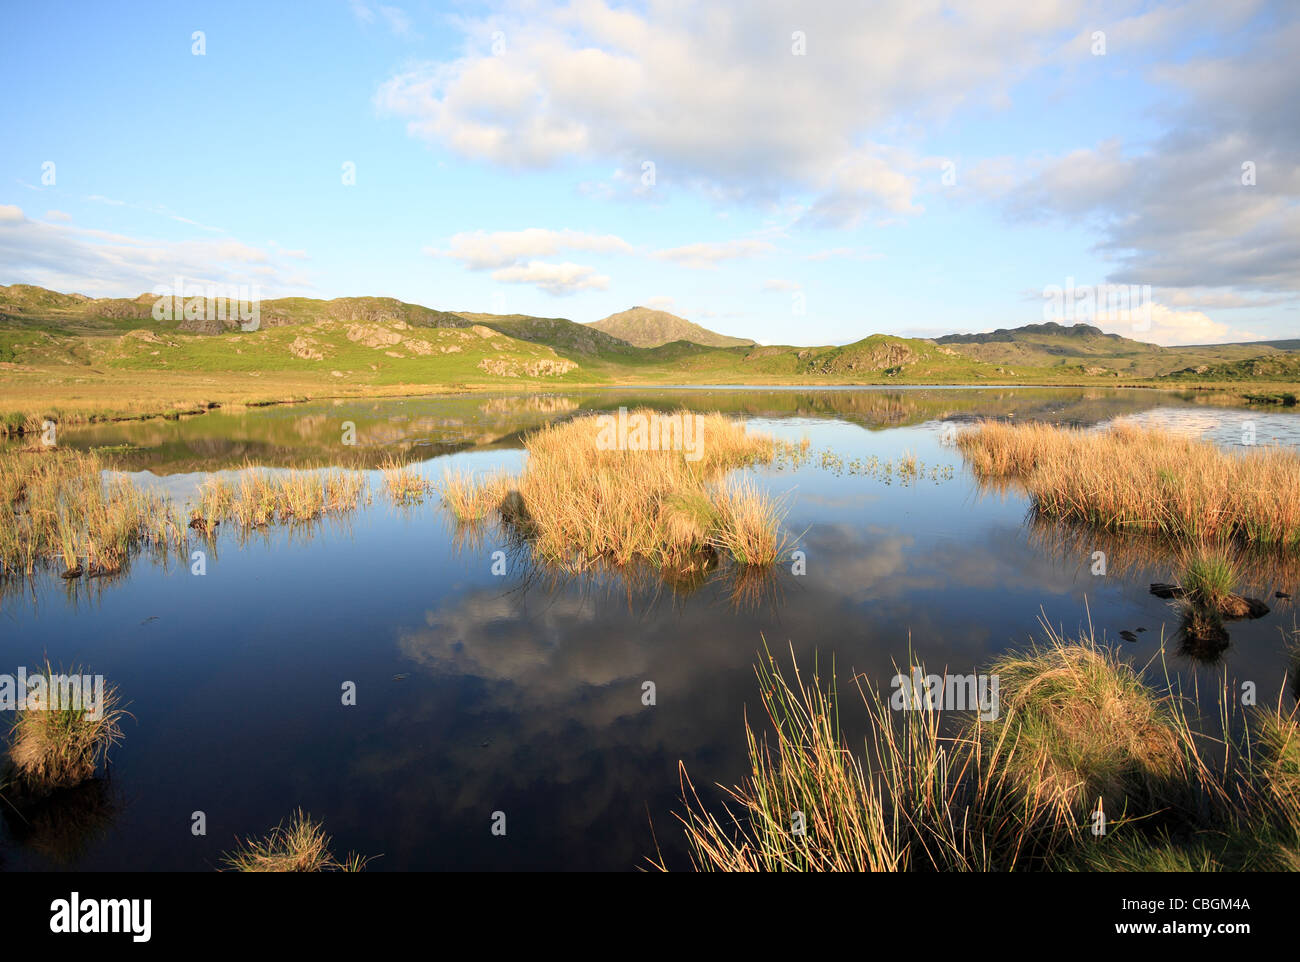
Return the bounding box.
[3,371,1296,436]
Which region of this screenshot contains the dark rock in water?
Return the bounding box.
[1220,595,1270,619]
[1277,591,1292,599]
[1150,583,1184,599]
[60,566,82,580]
[1120,630,1138,643]
[1136,627,1147,632]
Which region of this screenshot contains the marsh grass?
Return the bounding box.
[220,809,371,872]
[664,627,1300,872]
[708,477,792,565]
[6,664,127,796]
[1178,544,1241,610]
[958,420,1300,548]
[662,640,1084,872]
[434,410,788,573]
[0,449,185,578]
[0,449,381,584]
[437,469,508,521]
[380,456,428,505]
[982,641,1183,822]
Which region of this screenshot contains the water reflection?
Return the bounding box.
[1,386,1297,870]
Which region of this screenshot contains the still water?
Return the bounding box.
[2,387,1297,870]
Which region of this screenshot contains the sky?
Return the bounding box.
[1,0,1296,347]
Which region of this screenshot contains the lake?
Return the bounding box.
[2,386,1297,870]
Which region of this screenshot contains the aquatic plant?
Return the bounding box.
[6,664,126,795]
[958,420,1300,548]
[220,809,371,872]
[435,410,788,572]
[380,456,428,505]
[663,627,1300,872]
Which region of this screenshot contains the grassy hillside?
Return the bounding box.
[1161,352,1300,384]
[588,306,754,348]
[2,284,1296,426]
[934,321,1295,377]
[453,311,634,355]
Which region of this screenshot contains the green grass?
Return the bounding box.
[6,663,127,796]
[663,627,1300,872]
[1180,546,1240,609]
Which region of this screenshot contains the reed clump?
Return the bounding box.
[380,456,429,505]
[981,643,1183,822]
[0,449,185,578]
[435,410,787,571]
[1177,544,1241,610]
[220,809,370,872]
[436,469,508,521]
[664,629,1300,872]
[957,420,1300,548]
[6,664,127,795]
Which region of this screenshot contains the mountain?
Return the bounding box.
[452,312,634,356]
[3,284,1294,393]
[934,322,1296,377]
[587,306,754,348]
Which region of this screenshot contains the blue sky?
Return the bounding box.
[2,0,1296,346]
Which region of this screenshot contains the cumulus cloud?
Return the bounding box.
[1095,302,1259,346]
[490,260,609,294]
[997,18,1300,299]
[374,0,1094,215]
[652,239,775,270]
[0,205,312,297]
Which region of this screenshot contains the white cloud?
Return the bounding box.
[431,228,633,269]
[0,204,312,298]
[642,295,676,311]
[350,1,414,38]
[995,19,1300,299]
[490,260,609,295]
[374,0,1093,216]
[652,239,774,270]
[1095,303,1258,346]
[44,210,72,222]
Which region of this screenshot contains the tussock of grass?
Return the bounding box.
[380,456,428,505]
[7,664,126,795]
[982,642,1183,821]
[665,630,1300,872]
[958,420,1300,548]
[0,449,185,578]
[0,449,382,584]
[220,809,370,872]
[437,469,508,521]
[1176,543,1243,612]
[708,477,791,565]
[436,410,786,572]
[663,646,1086,872]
